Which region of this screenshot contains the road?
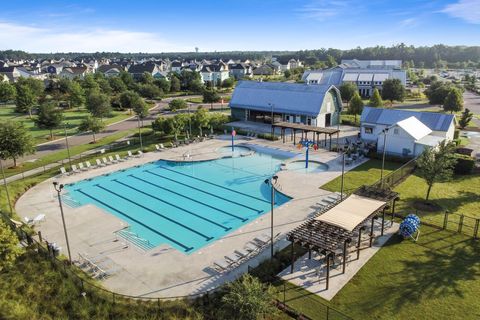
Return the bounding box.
[11,95,230,166]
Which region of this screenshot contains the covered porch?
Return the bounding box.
[271,122,340,151]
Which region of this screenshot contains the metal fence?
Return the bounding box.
[371,157,417,190]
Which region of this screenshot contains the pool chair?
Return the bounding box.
[127,151,134,159]
[24,214,46,225]
[85,161,92,170]
[234,248,251,259]
[102,157,111,166]
[108,155,118,164]
[71,164,80,174]
[155,144,162,152]
[78,162,87,171]
[159,143,165,149]
[213,259,231,272]
[244,242,260,253]
[253,234,271,246]
[59,166,69,176]
[96,159,106,167]
[225,253,242,266]
[136,150,143,158]
[115,154,126,162]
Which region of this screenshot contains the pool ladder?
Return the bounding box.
[116,228,155,251]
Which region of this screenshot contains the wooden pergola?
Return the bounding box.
[286,187,399,290]
[271,122,340,151]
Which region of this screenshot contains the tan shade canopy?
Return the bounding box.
[315,194,386,232]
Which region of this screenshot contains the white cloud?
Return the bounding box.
[442,0,480,24]
[297,1,351,21]
[0,21,189,52]
[399,17,418,28]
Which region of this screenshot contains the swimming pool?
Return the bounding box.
[286,160,329,173]
[65,147,293,254]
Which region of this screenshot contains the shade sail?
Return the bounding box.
[315,194,386,231]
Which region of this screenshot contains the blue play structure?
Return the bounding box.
[298,139,317,168]
[399,214,421,242]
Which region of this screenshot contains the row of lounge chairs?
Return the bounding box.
[211,233,279,273]
[76,253,119,280]
[59,151,143,176]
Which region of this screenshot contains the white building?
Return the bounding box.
[360,107,456,157]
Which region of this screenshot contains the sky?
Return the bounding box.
[0,0,479,53]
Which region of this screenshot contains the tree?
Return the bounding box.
[109,76,127,94]
[119,90,140,113]
[188,80,205,93]
[68,81,86,110]
[284,69,292,78]
[339,82,358,103]
[169,99,187,111]
[137,83,162,99]
[416,140,456,200]
[35,103,64,139]
[132,96,149,119]
[222,77,235,88]
[424,81,453,104]
[15,83,36,117]
[17,77,44,97]
[381,78,405,104]
[203,90,220,103]
[154,78,171,93]
[348,92,364,123]
[81,74,100,93]
[443,87,463,113]
[0,121,35,167]
[193,107,209,136]
[0,220,23,271]
[78,116,105,143]
[152,116,173,135]
[221,274,277,320]
[119,71,136,90]
[140,72,154,84]
[86,90,111,118]
[369,88,383,107]
[170,76,181,92]
[458,108,473,129]
[0,81,16,103]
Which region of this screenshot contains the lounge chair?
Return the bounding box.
[71,164,80,174]
[102,157,110,165]
[159,143,165,149]
[127,151,134,158]
[234,248,250,258]
[115,154,125,162]
[253,234,271,245]
[213,259,231,272]
[225,253,242,265]
[85,161,92,170]
[24,216,34,225]
[96,159,106,167]
[78,162,87,171]
[244,242,259,252]
[60,167,69,176]
[24,214,45,225]
[155,144,161,152]
[108,155,118,164]
[136,150,143,158]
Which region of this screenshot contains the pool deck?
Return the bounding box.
[15,136,367,298]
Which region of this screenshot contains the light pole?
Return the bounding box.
[340,151,345,200]
[53,182,72,263]
[264,175,278,260]
[0,159,13,215]
[380,127,389,188]
[64,122,72,168]
[137,115,143,151]
[188,103,192,139]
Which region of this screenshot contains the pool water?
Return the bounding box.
[65,149,293,254]
[217,145,252,157]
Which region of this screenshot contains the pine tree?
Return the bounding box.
[458,108,473,129]
[369,88,383,107]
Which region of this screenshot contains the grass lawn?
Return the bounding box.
[340,113,360,126]
[273,224,480,319]
[393,173,480,225]
[0,105,135,144]
[321,159,403,194]
[186,97,204,103]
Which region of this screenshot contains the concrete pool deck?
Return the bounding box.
[15,136,367,298]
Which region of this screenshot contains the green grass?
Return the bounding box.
[340,112,360,126]
[0,105,138,144]
[273,225,480,319]
[186,97,204,103]
[321,159,403,194]
[394,173,480,224]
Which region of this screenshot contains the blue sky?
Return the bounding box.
[0,0,479,52]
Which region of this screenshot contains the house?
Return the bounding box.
[199,63,229,85]
[360,107,456,156]
[59,66,88,79]
[229,63,252,80]
[170,60,183,73]
[0,66,21,82]
[302,59,407,98]
[97,64,126,77]
[252,65,274,76]
[229,80,342,127]
[128,62,161,80]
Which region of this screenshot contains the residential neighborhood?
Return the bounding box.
[0,1,479,320]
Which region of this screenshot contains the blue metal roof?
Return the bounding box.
[229,81,339,117]
[360,107,455,132]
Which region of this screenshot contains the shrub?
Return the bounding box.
[455,147,473,156]
[453,154,475,175]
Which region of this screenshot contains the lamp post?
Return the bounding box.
[264,175,278,260]
[188,103,192,139]
[137,115,143,151]
[64,122,72,168]
[53,182,72,263]
[0,159,13,215]
[380,127,389,188]
[340,151,345,200]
